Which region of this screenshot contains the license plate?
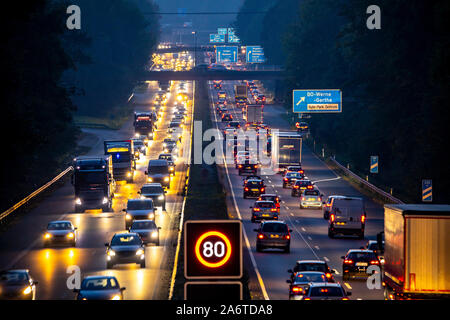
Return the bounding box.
[356,262,368,267]
[246,167,252,169]
[308,198,316,201]
[336,222,345,225]
[262,214,270,217]
[270,234,279,238]
[251,189,259,192]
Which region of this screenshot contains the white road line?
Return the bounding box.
[312,177,342,184]
[301,227,306,232]
[290,213,294,216]
[344,282,352,290]
[308,236,312,240]
[314,245,320,250]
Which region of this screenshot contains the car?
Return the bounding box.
[254,220,291,252]
[327,196,366,239]
[250,201,279,223]
[74,276,125,300]
[238,159,259,176]
[158,153,175,175]
[283,172,305,188]
[256,94,266,103]
[217,91,227,99]
[164,143,178,155]
[172,114,185,123]
[168,120,182,131]
[299,189,324,209]
[145,159,171,188]
[221,113,233,122]
[170,127,183,142]
[287,271,328,300]
[322,195,347,219]
[301,283,351,300]
[105,232,146,269]
[243,179,265,199]
[258,194,281,212]
[283,165,304,177]
[288,260,335,282]
[135,134,150,147]
[296,122,309,133]
[363,240,385,263]
[341,249,380,280]
[132,139,146,156]
[123,199,155,229]
[138,183,166,211]
[291,179,314,196]
[227,121,241,129]
[218,106,228,114]
[129,220,160,246]
[0,270,38,300]
[43,220,77,247]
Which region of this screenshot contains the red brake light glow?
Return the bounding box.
[330,214,335,222]
[361,215,366,223]
[344,259,353,264]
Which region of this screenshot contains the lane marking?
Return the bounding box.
[344,282,352,290]
[314,245,320,250]
[301,227,306,232]
[308,236,312,240]
[312,177,341,184]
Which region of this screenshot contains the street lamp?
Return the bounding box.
[192,31,197,66]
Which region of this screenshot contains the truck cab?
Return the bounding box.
[71,156,116,212]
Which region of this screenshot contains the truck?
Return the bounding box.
[245,104,263,125]
[235,84,247,100]
[71,156,116,212]
[271,132,302,172]
[134,112,154,139]
[104,140,136,183]
[383,204,450,300]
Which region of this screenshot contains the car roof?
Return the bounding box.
[347,249,374,254]
[131,219,155,224]
[308,282,343,288]
[127,198,153,203]
[296,260,326,265]
[82,275,117,281]
[114,232,139,237]
[260,194,277,197]
[255,200,275,204]
[1,269,29,273]
[247,179,263,182]
[149,159,168,165]
[159,153,173,157]
[142,183,163,188]
[261,220,286,225]
[48,220,72,224]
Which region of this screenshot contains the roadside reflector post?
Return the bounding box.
[390,188,393,195]
[347,163,350,169]
[366,175,369,182]
[322,148,324,158]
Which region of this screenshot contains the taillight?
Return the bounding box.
[304,298,311,300]
[253,208,260,212]
[342,297,349,300]
[260,188,265,192]
[244,187,249,191]
[257,234,265,239]
[294,186,299,189]
[283,178,288,181]
[271,208,277,212]
[370,260,380,265]
[238,165,243,168]
[361,215,366,223]
[330,214,335,222]
[299,170,304,174]
[301,197,305,200]
[326,203,332,207]
[325,273,331,279]
[291,286,303,293]
[344,259,353,264]
[318,197,322,201]
[285,234,290,240]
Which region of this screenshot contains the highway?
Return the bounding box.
[208,79,385,300]
[0,80,194,300]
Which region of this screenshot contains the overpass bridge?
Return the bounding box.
[155,46,215,54]
[137,70,285,81]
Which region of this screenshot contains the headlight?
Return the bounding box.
[102,197,108,204]
[148,177,153,182]
[164,177,170,182]
[44,233,52,239]
[126,214,132,220]
[108,250,116,256]
[135,133,139,137]
[163,143,166,147]
[141,147,145,151]
[151,231,158,238]
[149,133,153,137]
[127,172,132,177]
[148,213,155,219]
[136,249,144,256]
[23,286,32,295]
[158,195,164,200]
[75,198,82,205]
[67,232,74,239]
[111,294,121,300]
[169,167,174,171]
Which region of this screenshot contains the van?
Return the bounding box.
[327,197,366,239]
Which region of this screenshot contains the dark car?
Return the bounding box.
[341,249,380,280]
[243,179,265,199]
[227,121,241,129]
[288,260,335,282]
[250,201,279,223]
[123,199,155,229]
[238,159,259,176]
[301,283,351,300]
[287,271,328,300]
[291,179,314,196]
[132,139,146,156]
[283,172,305,188]
[254,221,291,252]
[0,270,38,300]
[105,232,146,269]
[221,113,233,122]
[129,220,160,246]
[75,276,125,300]
[159,153,176,175]
[43,220,77,247]
[145,159,171,189]
[258,194,281,213]
[139,183,166,211]
[256,94,266,104]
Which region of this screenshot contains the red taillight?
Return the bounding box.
[244,187,249,191]
[294,186,299,189]
[285,234,290,240]
[260,188,265,192]
[330,214,335,222]
[276,203,280,208]
[270,208,277,212]
[307,185,313,189]
[325,273,331,278]
[344,259,353,264]
[326,203,332,207]
[258,234,264,239]
[304,298,311,300]
[238,165,243,168]
[253,208,260,212]
[342,297,349,300]
[301,197,305,200]
[370,260,380,265]
[283,178,288,181]
[291,286,303,293]
[299,170,304,174]
[318,197,322,201]
[361,215,366,223]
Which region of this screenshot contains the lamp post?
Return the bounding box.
[192,31,197,66]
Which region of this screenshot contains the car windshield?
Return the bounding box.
[294,273,326,283]
[297,180,311,186]
[309,287,343,297]
[131,221,156,229]
[159,155,172,161]
[348,252,378,261]
[0,271,28,284]
[47,222,72,230]
[81,278,118,290]
[294,263,327,273]
[304,190,320,196]
[262,223,288,233]
[288,173,303,179]
[76,172,106,184]
[111,235,142,246]
[133,141,143,147]
[256,202,274,208]
[247,181,262,187]
[141,186,163,194]
[261,196,276,202]
[127,200,153,210]
[149,165,169,174]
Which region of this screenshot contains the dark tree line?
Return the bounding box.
[0,0,160,211]
[235,0,450,203]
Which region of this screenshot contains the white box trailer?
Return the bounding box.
[271,132,302,172]
[245,104,263,124]
[383,204,450,299]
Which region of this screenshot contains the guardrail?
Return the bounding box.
[0,166,74,222]
[329,157,404,204]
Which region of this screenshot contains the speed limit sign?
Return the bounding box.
[184,220,242,279]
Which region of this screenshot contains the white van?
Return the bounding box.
[327,197,366,239]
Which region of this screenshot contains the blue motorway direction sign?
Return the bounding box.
[227,28,235,35]
[422,179,432,202]
[228,34,240,43]
[293,89,342,113]
[210,34,225,43]
[216,46,238,63]
[246,46,265,63]
[370,156,379,173]
[218,28,227,35]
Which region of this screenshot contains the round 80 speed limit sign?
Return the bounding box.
[184,220,242,279]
